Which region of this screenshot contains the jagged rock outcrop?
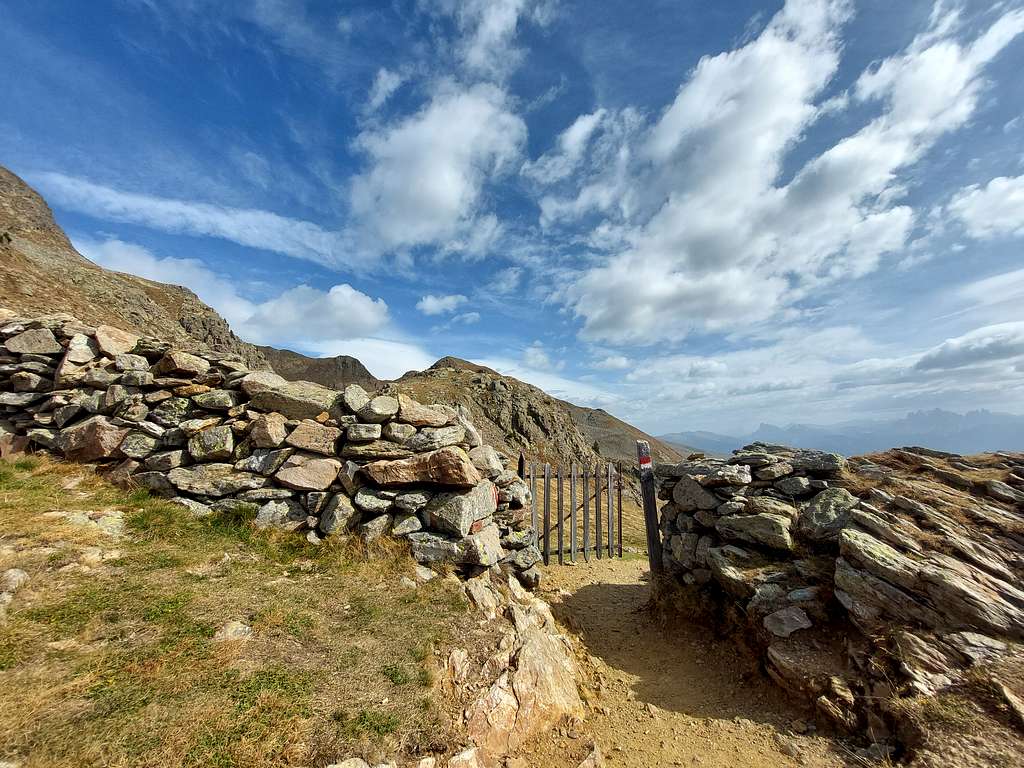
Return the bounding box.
[0,165,267,369]
[655,444,1024,762]
[0,308,543,587]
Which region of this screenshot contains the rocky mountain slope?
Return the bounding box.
[258,345,380,391]
[0,165,267,369]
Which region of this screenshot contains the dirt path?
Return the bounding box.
[530,557,853,768]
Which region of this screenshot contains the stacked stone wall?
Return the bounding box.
[0,309,542,586]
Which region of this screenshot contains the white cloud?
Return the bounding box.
[522,109,606,184]
[948,175,1024,239]
[36,172,360,270]
[452,311,481,325]
[591,354,630,370]
[350,82,526,253]
[307,337,437,379]
[914,322,1024,371]
[476,355,619,407]
[417,293,468,315]
[436,0,556,79]
[367,67,405,111]
[549,0,1024,345]
[75,236,390,348]
[522,341,563,370]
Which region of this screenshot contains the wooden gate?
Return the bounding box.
[517,456,624,565]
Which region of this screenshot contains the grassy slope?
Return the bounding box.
[0,458,475,768]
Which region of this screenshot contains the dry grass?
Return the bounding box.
[0,457,475,768]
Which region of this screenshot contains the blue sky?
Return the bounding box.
[2,0,1024,435]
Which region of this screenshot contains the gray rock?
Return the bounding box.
[249,381,340,420]
[425,480,498,537]
[274,456,341,491]
[192,390,242,411]
[839,528,921,591]
[347,423,382,442]
[169,496,211,516]
[463,523,505,566]
[320,493,359,535]
[756,462,794,480]
[119,431,158,460]
[240,371,288,396]
[145,450,187,471]
[187,425,234,461]
[394,490,432,513]
[469,445,504,478]
[407,531,464,563]
[113,353,149,372]
[506,544,542,571]
[361,514,393,542]
[354,487,395,514]
[747,496,798,520]
[5,328,61,355]
[337,460,363,495]
[382,422,416,442]
[775,476,812,496]
[392,513,423,536]
[234,448,294,475]
[797,487,858,541]
[167,464,266,497]
[671,475,718,511]
[699,463,752,487]
[716,513,794,551]
[788,449,846,475]
[342,384,370,413]
[763,606,813,638]
[358,395,400,424]
[255,499,306,531]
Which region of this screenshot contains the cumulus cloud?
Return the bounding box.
[307,337,437,379]
[36,173,360,270]
[417,293,469,315]
[522,109,606,184]
[522,341,563,370]
[948,175,1024,239]
[591,354,631,370]
[547,0,1024,345]
[350,82,526,254]
[76,236,390,348]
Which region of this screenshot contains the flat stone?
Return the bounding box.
[671,475,719,511]
[747,496,799,520]
[274,456,341,491]
[397,393,450,427]
[192,390,242,410]
[113,353,149,372]
[763,606,813,638]
[700,463,752,487]
[249,380,340,420]
[234,447,294,475]
[155,349,210,377]
[346,423,382,442]
[394,489,432,512]
[285,420,341,455]
[382,422,416,442]
[5,328,62,355]
[361,446,482,488]
[340,439,413,461]
[240,371,288,396]
[167,464,266,497]
[839,528,921,591]
[95,325,140,357]
[145,450,188,471]
[717,513,794,551]
[405,425,466,452]
[756,462,794,480]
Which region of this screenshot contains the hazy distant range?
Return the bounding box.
[659,409,1024,457]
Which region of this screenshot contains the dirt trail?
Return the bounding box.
[530,558,853,767]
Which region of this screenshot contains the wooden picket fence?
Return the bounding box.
[517,455,624,564]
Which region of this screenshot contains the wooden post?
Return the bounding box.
[606,463,614,558]
[556,466,564,565]
[637,441,663,575]
[617,462,623,558]
[529,462,537,546]
[543,463,551,566]
[570,462,578,563]
[595,462,602,560]
[582,465,590,562]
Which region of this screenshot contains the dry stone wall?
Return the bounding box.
[0,309,542,586]
[655,444,1024,760]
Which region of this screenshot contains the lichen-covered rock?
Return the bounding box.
[340,439,414,460]
[254,499,306,530]
[320,492,359,535]
[717,512,794,551]
[426,480,497,537]
[672,475,718,511]
[248,380,339,420]
[285,419,341,455]
[5,327,61,354]
[346,423,381,442]
[249,412,288,447]
[405,425,465,452]
[168,464,266,497]
[188,425,234,461]
[798,487,857,541]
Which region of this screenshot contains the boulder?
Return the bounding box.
[361,514,393,542]
[405,425,466,452]
[464,523,505,566]
[240,371,288,396]
[254,499,306,530]
[57,416,129,462]
[798,488,858,541]
[354,487,394,514]
[672,475,718,511]
[5,328,62,355]
[397,393,449,427]
[274,456,341,491]
[119,432,158,460]
[95,325,140,357]
[392,513,423,536]
[700,463,752,487]
[382,422,416,442]
[716,513,794,551]
[192,390,241,410]
[167,464,266,497]
[775,476,812,496]
[285,420,342,455]
[469,445,504,478]
[407,531,464,563]
[249,380,340,420]
[341,384,370,413]
[763,606,813,638]
[426,480,497,537]
[361,446,482,488]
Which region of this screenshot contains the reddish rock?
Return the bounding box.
[361,446,482,488]
[57,416,130,462]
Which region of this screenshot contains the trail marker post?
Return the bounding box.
[637,440,663,575]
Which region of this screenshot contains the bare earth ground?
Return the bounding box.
[530,558,854,768]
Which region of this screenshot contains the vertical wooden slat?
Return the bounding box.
[595,462,602,560]
[582,465,590,563]
[543,463,551,566]
[569,462,578,563]
[602,462,610,561]
[617,462,623,558]
[637,441,663,575]
[557,466,564,565]
[529,462,537,546]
